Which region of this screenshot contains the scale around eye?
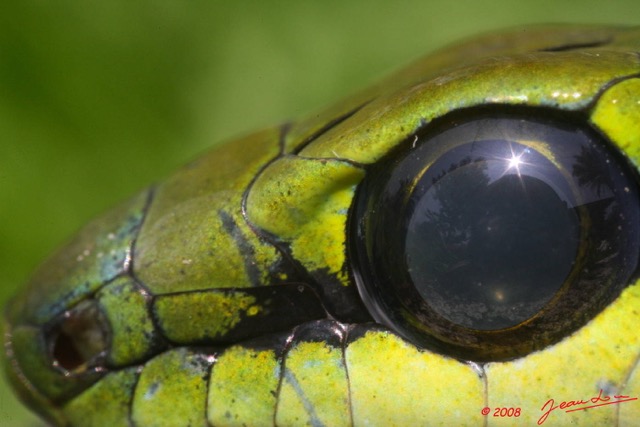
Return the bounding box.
[349,106,640,361]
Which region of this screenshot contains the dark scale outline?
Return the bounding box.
[218,209,262,287]
[539,39,612,52]
[273,325,298,426]
[239,123,320,291]
[240,125,371,321]
[342,324,355,427]
[126,346,217,427]
[584,71,640,113]
[273,320,351,427]
[203,329,293,427]
[240,124,340,316]
[109,184,159,427]
[291,102,372,156]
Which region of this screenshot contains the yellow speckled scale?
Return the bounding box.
[591,78,640,167]
[96,277,156,366]
[246,157,365,286]
[346,330,485,426]
[132,348,213,426]
[208,346,281,426]
[487,280,640,426]
[154,290,260,343]
[63,368,138,427]
[277,340,350,427]
[4,25,640,426]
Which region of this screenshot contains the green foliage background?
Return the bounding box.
[1,1,639,425]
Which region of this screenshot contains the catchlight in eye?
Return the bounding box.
[349,107,640,361]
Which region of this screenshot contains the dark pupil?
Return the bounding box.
[406,140,580,329]
[352,110,640,360]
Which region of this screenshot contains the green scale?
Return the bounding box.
[4,25,640,426]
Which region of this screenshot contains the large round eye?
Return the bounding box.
[350,107,640,361]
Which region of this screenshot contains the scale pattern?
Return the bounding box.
[4,25,640,426]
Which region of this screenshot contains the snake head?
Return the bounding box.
[5,24,640,426]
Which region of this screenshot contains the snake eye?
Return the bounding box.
[47,300,109,373]
[350,107,640,361]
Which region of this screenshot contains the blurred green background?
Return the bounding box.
[1,1,639,425]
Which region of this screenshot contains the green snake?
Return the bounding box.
[4,24,640,426]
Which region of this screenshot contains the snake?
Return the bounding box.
[3,24,640,426]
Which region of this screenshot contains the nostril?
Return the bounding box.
[47,300,109,373]
[52,329,85,371]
